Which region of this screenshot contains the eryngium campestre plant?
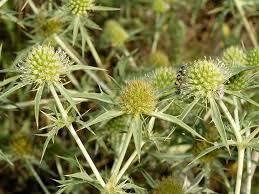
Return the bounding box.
[17,45,69,86]
[177,59,227,99]
[119,80,157,115]
[223,46,246,67]
[67,0,95,16]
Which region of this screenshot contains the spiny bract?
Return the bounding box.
[223,46,246,67]
[104,20,129,47]
[180,59,227,99]
[18,45,69,85]
[67,0,94,16]
[152,176,184,194]
[119,80,157,115]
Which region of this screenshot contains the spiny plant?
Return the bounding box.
[0,0,259,194]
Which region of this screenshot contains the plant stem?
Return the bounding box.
[27,0,39,14]
[233,0,258,47]
[53,34,112,95]
[122,46,137,68]
[233,96,240,131]
[246,130,252,194]
[49,84,106,187]
[151,14,161,53]
[25,159,50,194]
[235,147,245,194]
[112,127,133,177]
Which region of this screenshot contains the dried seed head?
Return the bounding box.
[104,20,129,47]
[179,59,227,99]
[67,0,94,16]
[119,80,157,115]
[150,67,176,91]
[18,45,69,85]
[10,134,32,158]
[152,176,184,194]
[223,46,246,67]
[148,50,170,67]
[246,47,259,67]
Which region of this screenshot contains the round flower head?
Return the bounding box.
[150,67,176,92]
[152,176,184,194]
[246,47,259,67]
[67,0,94,16]
[223,46,246,68]
[148,50,170,67]
[119,80,157,115]
[10,134,32,158]
[178,59,227,99]
[152,0,169,13]
[18,45,69,85]
[104,20,129,47]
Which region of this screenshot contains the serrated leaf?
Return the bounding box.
[54,83,80,117]
[209,98,229,152]
[35,83,45,128]
[132,115,142,161]
[150,111,205,140]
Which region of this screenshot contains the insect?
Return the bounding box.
[175,64,187,94]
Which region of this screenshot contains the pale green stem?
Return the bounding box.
[219,100,244,194]
[122,46,137,68]
[53,34,112,95]
[25,159,50,194]
[233,0,258,47]
[116,142,144,184]
[246,130,252,194]
[235,148,245,194]
[111,128,133,177]
[27,0,39,14]
[233,96,240,131]
[151,14,161,53]
[49,84,106,187]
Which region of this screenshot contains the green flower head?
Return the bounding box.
[18,45,69,85]
[104,20,129,47]
[10,134,32,158]
[178,59,227,99]
[67,0,94,16]
[152,0,169,13]
[119,80,157,115]
[246,47,259,67]
[223,46,246,68]
[148,50,170,67]
[226,71,253,91]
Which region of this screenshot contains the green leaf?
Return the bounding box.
[69,64,105,72]
[91,6,120,11]
[0,149,13,166]
[179,97,200,120]
[209,98,229,152]
[225,90,259,108]
[70,91,114,104]
[0,82,26,100]
[83,110,124,127]
[132,115,142,161]
[150,111,205,140]
[72,16,80,45]
[0,75,20,88]
[84,18,101,30]
[34,83,45,128]
[54,83,80,117]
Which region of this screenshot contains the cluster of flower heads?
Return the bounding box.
[119,79,157,116]
[17,45,70,85]
[176,59,227,99]
[67,0,95,16]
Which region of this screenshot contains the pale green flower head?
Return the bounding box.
[119,80,157,115]
[246,47,259,67]
[18,45,69,85]
[179,59,227,99]
[67,0,95,16]
[223,46,246,67]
